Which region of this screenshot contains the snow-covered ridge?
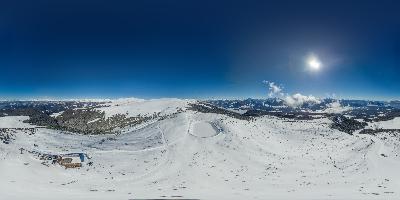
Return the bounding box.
[96,98,194,118]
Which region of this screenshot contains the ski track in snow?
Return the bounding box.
[1,109,400,199]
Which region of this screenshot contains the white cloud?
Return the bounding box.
[263,81,283,97]
[323,101,351,113]
[284,93,321,107]
[263,80,323,107]
[324,93,337,99]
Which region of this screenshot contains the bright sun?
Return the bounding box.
[307,55,321,71]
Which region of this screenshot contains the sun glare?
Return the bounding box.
[307,55,321,71]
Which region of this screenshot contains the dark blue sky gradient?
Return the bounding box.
[1,0,399,99]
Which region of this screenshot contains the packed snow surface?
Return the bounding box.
[368,117,400,129]
[1,101,400,199]
[190,121,220,138]
[0,116,35,128]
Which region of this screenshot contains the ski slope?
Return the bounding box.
[1,100,400,199]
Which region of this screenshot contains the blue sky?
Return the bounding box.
[1,0,399,100]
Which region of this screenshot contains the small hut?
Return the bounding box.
[57,153,85,168]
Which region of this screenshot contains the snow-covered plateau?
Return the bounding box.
[0,98,400,200]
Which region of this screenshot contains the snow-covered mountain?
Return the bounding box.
[1,98,400,199]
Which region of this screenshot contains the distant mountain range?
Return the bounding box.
[1,98,399,135]
[207,98,391,111]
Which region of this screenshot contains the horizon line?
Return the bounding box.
[0,96,399,102]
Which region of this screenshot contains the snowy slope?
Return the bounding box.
[96,98,192,118]
[368,117,400,129]
[1,102,400,200]
[0,116,36,128]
